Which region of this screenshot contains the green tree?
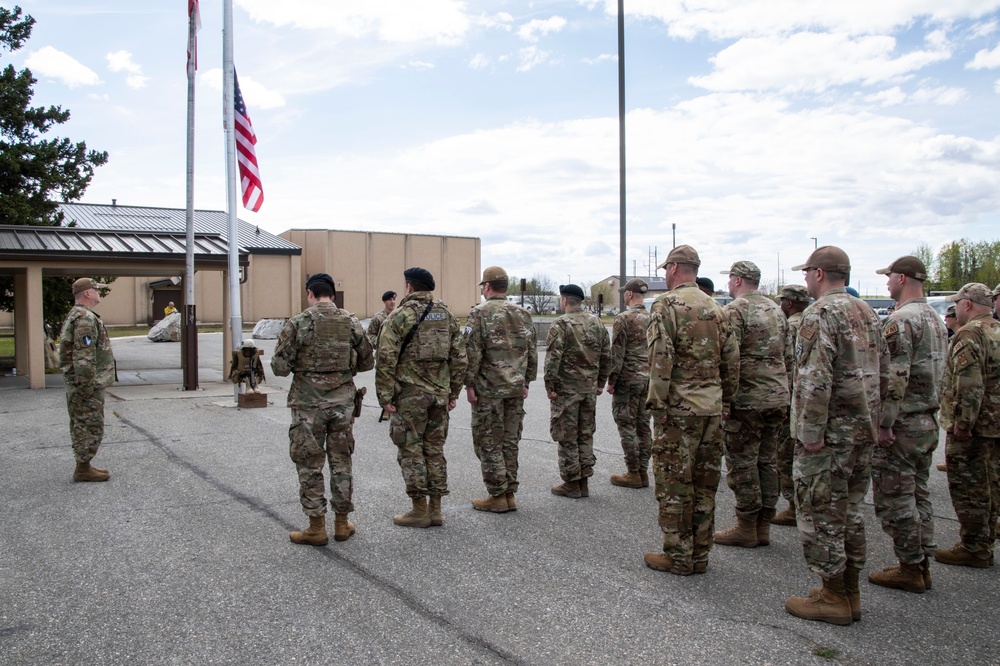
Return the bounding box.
[0,6,110,328]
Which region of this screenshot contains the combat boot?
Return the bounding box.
[73,461,110,483]
[756,514,772,546]
[868,561,925,593]
[579,477,590,497]
[920,558,932,590]
[333,513,355,542]
[643,552,692,576]
[393,497,432,528]
[785,575,853,626]
[771,503,796,526]
[714,516,758,548]
[428,495,444,526]
[610,471,643,489]
[290,515,328,546]
[934,542,991,568]
[936,462,947,472]
[844,565,862,621]
[472,494,510,513]
[551,480,581,499]
[505,493,517,511]
[638,469,650,488]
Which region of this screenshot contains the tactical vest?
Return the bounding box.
[406,302,451,362]
[292,306,353,373]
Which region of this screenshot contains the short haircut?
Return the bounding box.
[564,295,583,307]
[826,270,850,284]
[487,278,509,293]
[308,280,334,298]
[406,279,433,292]
[742,278,760,289]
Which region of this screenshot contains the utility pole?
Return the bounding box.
[617,0,627,312]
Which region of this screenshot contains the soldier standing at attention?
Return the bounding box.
[935,283,1000,568]
[772,285,810,526]
[643,246,739,575]
[270,273,374,545]
[606,278,652,489]
[714,261,789,549]
[60,278,116,482]
[545,283,611,499]
[464,266,537,513]
[376,267,467,528]
[868,257,947,592]
[784,246,888,626]
[367,290,396,349]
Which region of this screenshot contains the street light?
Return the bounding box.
[810,237,818,249]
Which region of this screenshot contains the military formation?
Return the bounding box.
[60,247,1000,628]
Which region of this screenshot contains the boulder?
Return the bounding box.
[148,311,181,342]
[252,318,286,340]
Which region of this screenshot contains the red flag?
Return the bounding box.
[187,0,201,70]
[234,71,263,212]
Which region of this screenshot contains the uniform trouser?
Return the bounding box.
[611,380,652,472]
[871,414,938,563]
[652,413,723,573]
[776,417,794,503]
[794,439,872,579]
[288,383,356,516]
[390,385,450,498]
[723,407,786,521]
[471,395,525,496]
[945,433,1000,556]
[550,392,598,482]
[65,384,106,463]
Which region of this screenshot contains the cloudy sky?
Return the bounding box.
[9,0,1000,295]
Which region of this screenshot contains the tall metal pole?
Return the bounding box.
[617,0,627,312]
[183,3,199,391]
[223,0,242,401]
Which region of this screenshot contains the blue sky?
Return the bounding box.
[9,0,1000,295]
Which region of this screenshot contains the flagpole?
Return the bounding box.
[223,0,242,401]
[183,0,199,391]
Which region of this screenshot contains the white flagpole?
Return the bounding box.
[183,0,199,391]
[222,0,242,401]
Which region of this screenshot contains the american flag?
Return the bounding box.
[234,71,264,212]
[187,0,200,71]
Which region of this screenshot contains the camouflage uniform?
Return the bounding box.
[792,288,888,579]
[872,297,947,563]
[271,301,374,516]
[939,313,1000,560]
[464,295,537,497]
[544,309,611,483]
[608,303,652,474]
[367,308,389,350]
[723,292,789,522]
[646,283,739,572]
[376,291,467,498]
[777,310,803,504]
[59,305,116,463]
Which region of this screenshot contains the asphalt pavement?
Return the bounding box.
[1,332,995,665]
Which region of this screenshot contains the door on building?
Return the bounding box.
[152,289,182,323]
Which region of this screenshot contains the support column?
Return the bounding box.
[14,267,46,389]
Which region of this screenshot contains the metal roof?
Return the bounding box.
[58,202,301,254]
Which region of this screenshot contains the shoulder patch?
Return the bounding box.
[883,320,899,338]
[81,334,94,347]
[799,322,817,341]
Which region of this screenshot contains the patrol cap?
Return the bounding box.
[619,278,648,294]
[658,244,700,269]
[695,277,714,293]
[559,283,585,300]
[945,304,956,318]
[993,283,1000,299]
[875,256,928,281]
[479,266,508,285]
[240,339,257,348]
[403,267,435,291]
[780,284,810,303]
[791,245,851,273]
[305,273,335,292]
[381,290,397,302]
[721,260,761,281]
[73,277,107,295]
[947,282,993,307]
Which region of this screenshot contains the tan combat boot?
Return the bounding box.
[333,513,355,542]
[472,494,510,513]
[550,480,581,499]
[610,471,644,489]
[934,542,991,568]
[919,558,932,590]
[844,565,862,621]
[638,469,650,488]
[714,516,759,548]
[868,561,925,593]
[579,477,590,497]
[73,461,110,482]
[428,495,444,526]
[393,497,432,528]
[290,515,328,546]
[936,462,947,472]
[505,493,517,511]
[643,552,692,576]
[785,575,853,626]
[756,514,772,546]
[771,503,796,526]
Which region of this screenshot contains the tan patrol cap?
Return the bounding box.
[791,245,851,273]
[875,256,927,281]
[993,283,1000,298]
[479,266,508,285]
[780,284,810,303]
[658,244,700,269]
[947,283,993,307]
[721,260,761,281]
[73,277,107,295]
[619,278,648,294]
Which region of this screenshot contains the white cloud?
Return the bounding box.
[24,46,101,87]
[199,69,287,109]
[476,12,513,31]
[864,85,967,106]
[517,46,550,72]
[516,16,567,42]
[106,50,148,89]
[582,54,616,65]
[403,60,435,70]
[967,44,1000,69]
[469,53,490,69]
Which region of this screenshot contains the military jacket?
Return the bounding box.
[725,291,789,410]
[270,301,374,408]
[367,309,389,349]
[646,282,739,417]
[792,288,888,446]
[375,291,467,404]
[464,296,537,399]
[607,304,650,389]
[784,311,803,396]
[880,297,948,428]
[59,305,116,390]
[940,314,1000,436]
[544,309,610,395]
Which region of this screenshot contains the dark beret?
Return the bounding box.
[403,267,435,291]
[306,273,335,291]
[695,276,715,293]
[381,290,397,302]
[559,283,585,300]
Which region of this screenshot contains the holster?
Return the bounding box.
[353,386,367,418]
